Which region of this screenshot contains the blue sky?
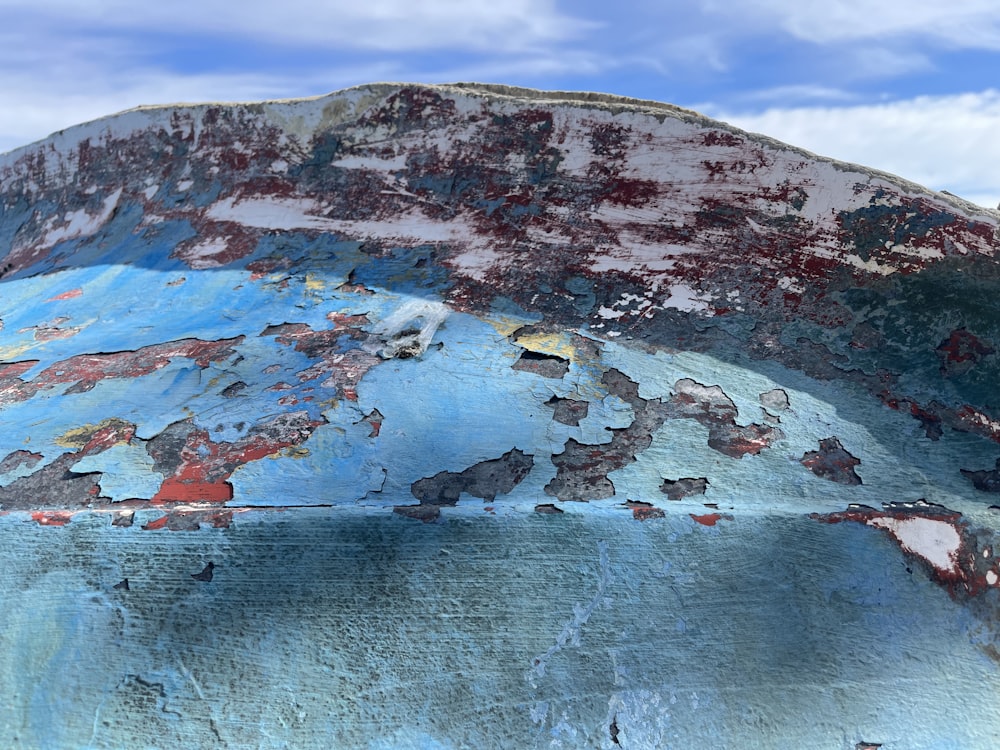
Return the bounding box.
[2,0,999,208]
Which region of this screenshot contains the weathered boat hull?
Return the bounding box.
[1,83,998,748]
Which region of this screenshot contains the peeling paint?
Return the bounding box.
[1,82,1000,748]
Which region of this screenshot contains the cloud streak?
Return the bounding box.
[1,0,596,52]
[709,0,1000,48]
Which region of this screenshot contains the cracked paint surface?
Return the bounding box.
[1,82,1000,748]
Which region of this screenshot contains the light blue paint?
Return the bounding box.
[3,509,997,748]
[70,442,162,501]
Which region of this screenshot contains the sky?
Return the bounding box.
[1,0,998,209]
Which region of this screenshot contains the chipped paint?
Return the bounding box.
[868,515,961,574]
[1,82,1000,748]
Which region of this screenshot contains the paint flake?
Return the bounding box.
[868,516,961,574]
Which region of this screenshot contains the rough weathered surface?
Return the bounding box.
[1,82,1000,748]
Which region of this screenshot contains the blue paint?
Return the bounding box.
[2,510,995,748]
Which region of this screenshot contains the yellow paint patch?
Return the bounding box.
[485,315,530,338]
[305,273,326,291]
[516,332,577,361]
[0,341,38,360]
[55,418,134,449]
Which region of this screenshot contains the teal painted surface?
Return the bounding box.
[3,509,999,749]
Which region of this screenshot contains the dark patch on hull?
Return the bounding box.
[400,449,535,520]
[660,477,709,501]
[801,437,863,485]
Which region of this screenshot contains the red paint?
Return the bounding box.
[326,312,371,331]
[247,256,292,280]
[700,131,744,148]
[714,425,776,457]
[263,319,379,401]
[141,509,233,530]
[632,506,665,521]
[151,414,324,503]
[0,337,244,407]
[0,361,40,380]
[205,510,234,528]
[141,515,170,530]
[955,406,1000,442]
[81,421,136,456]
[47,288,83,301]
[31,511,72,526]
[691,512,727,526]
[152,478,234,503]
[940,330,993,362]
[173,223,258,268]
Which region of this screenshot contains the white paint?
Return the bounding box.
[957,408,1000,437]
[868,516,961,574]
[587,202,666,225]
[806,244,898,276]
[448,244,509,281]
[178,237,230,269]
[205,195,335,230]
[5,84,992,309]
[777,276,805,294]
[176,179,194,191]
[987,570,998,586]
[662,284,711,313]
[586,240,682,275]
[205,194,476,247]
[24,187,122,254]
[333,213,477,244]
[709,90,1000,212]
[330,152,409,172]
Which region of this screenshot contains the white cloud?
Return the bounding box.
[734,85,859,104]
[704,0,1000,48]
[845,47,933,78]
[706,90,1000,209]
[0,0,595,53]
